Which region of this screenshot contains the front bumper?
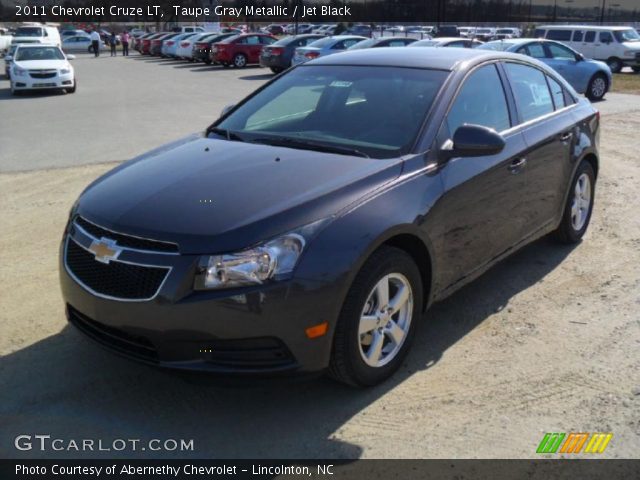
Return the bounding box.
[59,223,337,376]
[12,72,74,90]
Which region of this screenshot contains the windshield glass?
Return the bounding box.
[14,27,43,37]
[613,29,640,42]
[213,65,448,159]
[15,46,64,61]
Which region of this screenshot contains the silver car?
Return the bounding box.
[292,35,366,65]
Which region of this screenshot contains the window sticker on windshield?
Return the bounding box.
[330,81,353,88]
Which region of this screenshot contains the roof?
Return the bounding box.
[309,47,520,71]
[538,25,633,31]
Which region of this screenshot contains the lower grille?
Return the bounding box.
[65,238,169,301]
[200,338,295,369]
[68,306,158,361]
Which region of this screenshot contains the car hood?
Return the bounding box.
[77,135,403,254]
[14,59,68,70]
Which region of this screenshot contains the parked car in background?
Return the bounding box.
[172,25,205,34]
[62,35,104,53]
[495,27,521,39]
[60,48,599,386]
[478,39,612,101]
[211,33,277,68]
[134,32,154,52]
[61,29,88,39]
[4,44,18,78]
[11,25,61,47]
[192,33,237,64]
[290,24,316,34]
[435,25,460,37]
[313,25,338,35]
[474,27,496,41]
[458,27,477,38]
[176,32,217,60]
[292,35,366,65]
[140,33,165,54]
[348,37,417,50]
[150,33,179,56]
[9,44,75,95]
[410,37,483,49]
[161,33,196,57]
[534,25,640,73]
[261,24,286,36]
[259,34,325,73]
[347,25,372,37]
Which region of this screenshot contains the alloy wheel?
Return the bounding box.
[571,173,591,231]
[234,54,246,67]
[591,77,606,99]
[358,273,413,368]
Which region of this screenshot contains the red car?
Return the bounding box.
[141,32,167,55]
[211,33,277,68]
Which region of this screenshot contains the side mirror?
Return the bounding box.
[443,124,506,159]
[67,54,76,60]
[220,103,235,117]
[575,53,584,61]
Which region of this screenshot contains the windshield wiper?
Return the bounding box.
[207,127,245,142]
[251,136,370,158]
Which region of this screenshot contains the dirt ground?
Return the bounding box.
[1,98,639,459]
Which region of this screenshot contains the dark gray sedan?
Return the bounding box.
[259,34,324,73]
[61,49,599,386]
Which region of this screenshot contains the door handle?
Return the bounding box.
[559,131,573,142]
[508,157,527,174]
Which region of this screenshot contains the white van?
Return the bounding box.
[11,24,61,48]
[172,26,205,34]
[535,25,640,73]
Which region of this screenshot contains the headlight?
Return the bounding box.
[60,68,71,74]
[13,66,26,77]
[196,218,330,290]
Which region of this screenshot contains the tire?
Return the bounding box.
[232,53,247,68]
[553,161,596,244]
[606,57,623,74]
[221,62,230,68]
[328,246,423,387]
[586,73,608,101]
[270,67,284,74]
[67,79,76,94]
[204,58,212,65]
[10,83,19,96]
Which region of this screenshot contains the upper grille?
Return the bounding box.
[29,70,56,79]
[75,216,178,253]
[65,239,169,300]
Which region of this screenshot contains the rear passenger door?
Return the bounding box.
[502,62,576,234]
[433,63,529,289]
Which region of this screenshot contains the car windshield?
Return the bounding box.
[15,46,65,61]
[212,65,448,159]
[14,27,43,37]
[307,37,334,48]
[477,41,513,51]
[613,29,640,42]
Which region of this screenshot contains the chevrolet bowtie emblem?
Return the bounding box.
[88,237,121,264]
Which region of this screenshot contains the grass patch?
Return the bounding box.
[611,72,640,95]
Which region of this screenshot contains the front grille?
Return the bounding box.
[29,70,56,79]
[65,239,169,300]
[200,338,295,369]
[68,306,158,361]
[75,216,178,253]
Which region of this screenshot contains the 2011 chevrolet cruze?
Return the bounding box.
[60,48,599,386]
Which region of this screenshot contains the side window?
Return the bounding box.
[446,64,511,135]
[547,30,572,41]
[504,63,554,123]
[246,36,260,45]
[342,39,361,48]
[599,31,613,43]
[584,31,595,43]
[534,29,545,38]
[548,43,576,60]
[524,42,546,58]
[547,76,566,110]
[573,30,584,42]
[331,41,345,50]
[388,40,407,47]
[261,36,276,45]
[448,41,467,48]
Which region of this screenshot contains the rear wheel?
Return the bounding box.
[328,246,423,387]
[606,57,623,74]
[221,62,230,68]
[586,73,608,101]
[553,161,596,244]
[233,53,247,68]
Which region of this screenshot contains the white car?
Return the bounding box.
[9,44,76,96]
[175,32,213,60]
[11,25,61,47]
[161,32,197,57]
[61,35,103,53]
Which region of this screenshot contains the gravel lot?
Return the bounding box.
[0,53,639,459]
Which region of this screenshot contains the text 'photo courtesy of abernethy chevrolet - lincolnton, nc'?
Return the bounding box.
[61,47,599,387]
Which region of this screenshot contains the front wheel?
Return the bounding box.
[586,73,608,101]
[553,161,596,244]
[67,79,76,94]
[328,246,423,387]
[232,53,247,68]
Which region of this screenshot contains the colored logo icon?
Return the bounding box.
[537,432,613,454]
